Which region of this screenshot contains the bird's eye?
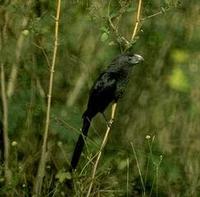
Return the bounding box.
[128,57,132,61]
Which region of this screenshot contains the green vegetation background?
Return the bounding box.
[0,0,200,196]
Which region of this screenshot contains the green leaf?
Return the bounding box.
[100,26,109,33]
[171,50,189,63]
[168,67,189,92]
[56,171,72,183]
[101,32,109,42]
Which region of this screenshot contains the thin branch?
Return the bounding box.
[107,0,143,51]
[126,158,130,196]
[86,103,117,197]
[141,11,163,21]
[33,42,51,68]
[131,0,143,42]
[33,0,61,196]
[107,0,117,33]
[7,0,32,98]
[55,117,99,149]
[107,0,130,48]
[131,142,145,195]
[141,7,169,21]
[1,64,11,184]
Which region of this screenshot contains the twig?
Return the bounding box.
[86,103,117,197]
[141,11,163,21]
[107,0,130,48]
[107,0,143,51]
[141,7,170,21]
[131,0,143,42]
[7,0,32,98]
[33,42,51,69]
[1,64,11,184]
[131,142,145,196]
[126,158,130,197]
[33,0,61,196]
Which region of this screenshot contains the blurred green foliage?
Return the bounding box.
[0,0,200,196]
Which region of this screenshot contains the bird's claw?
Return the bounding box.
[108,119,114,127]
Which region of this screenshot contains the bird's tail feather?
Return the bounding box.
[70,114,91,171]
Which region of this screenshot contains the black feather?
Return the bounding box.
[70,53,143,170]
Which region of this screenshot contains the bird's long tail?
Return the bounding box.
[70,113,91,171]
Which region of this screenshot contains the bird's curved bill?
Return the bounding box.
[134,54,144,62]
[130,54,144,64]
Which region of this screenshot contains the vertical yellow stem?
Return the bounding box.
[33,0,61,196]
[131,0,143,42]
[1,64,11,184]
[86,103,117,197]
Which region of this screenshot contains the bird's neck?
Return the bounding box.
[118,64,132,78]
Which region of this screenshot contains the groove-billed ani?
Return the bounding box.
[70,53,144,170]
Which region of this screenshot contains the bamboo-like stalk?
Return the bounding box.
[86,1,144,195]
[1,64,11,184]
[131,0,143,42]
[33,0,61,196]
[86,103,117,197]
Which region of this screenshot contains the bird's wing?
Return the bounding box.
[85,72,117,116]
[89,72,116,97]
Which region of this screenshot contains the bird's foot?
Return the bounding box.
[108,119,114,128]
[102,113,114,127]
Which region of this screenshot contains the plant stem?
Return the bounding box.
[1,64,11,184]
[7,0,32,98]
[131,142,145,196]
[86,103,117,197]
[127,158,130,197]
[33,0,61,196]
[131,0,143,42]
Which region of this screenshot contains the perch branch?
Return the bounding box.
[86,103,117,197]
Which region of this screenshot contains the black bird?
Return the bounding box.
[70,53,144,171]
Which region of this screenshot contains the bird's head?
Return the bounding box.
[116,53,144,66]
